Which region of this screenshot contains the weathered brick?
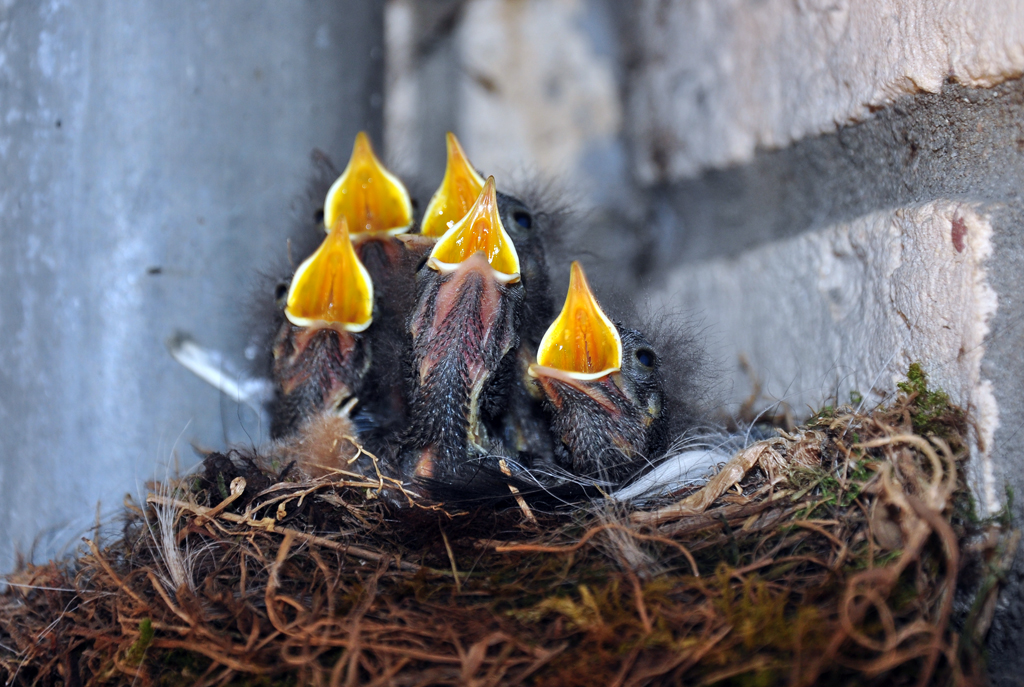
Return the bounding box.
[652,200,1001,513]
[628,0,1024,182]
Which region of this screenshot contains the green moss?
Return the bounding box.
[952,485,981,527]
[706,569,826,684]
[897,363,963,438]
[807,405,836,426]
[897,362,930,397]
[123,618,154,667]
[216,471,230,501]
[789,460,871,519]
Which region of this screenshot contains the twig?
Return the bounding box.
[496,522,700,577]
[85,539,146,607]
[147,494,420,572]
[195,476,247,526]
[633,444,771,524]
[440,529,461,593]
[498,459,537,524]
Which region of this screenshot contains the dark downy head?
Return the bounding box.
[529,261,668,484]
[488,191,556,458]
[495,190,553,347]
[270,218,375,437]
[402,176,526,482]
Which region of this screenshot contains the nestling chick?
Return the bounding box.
[415,133,556,467]
[529,262,669,484]
[269,133,419,439]
[270,218,374,438]
[417,133,554,345]
[319,132,421,434]
[400,176,526,483]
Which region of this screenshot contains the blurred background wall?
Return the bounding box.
[3,0,1024,677]
[0,1,384,570]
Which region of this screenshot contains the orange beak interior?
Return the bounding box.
[285,217,374,332]
[531,261,622,379]
[420,132,485,238]
[427,176,521,282]
[324,132,413,236]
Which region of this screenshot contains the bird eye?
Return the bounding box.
[415,254,430,272]
[274,281,289,305]
[313,208,325,224]
[635,347,656,368]
[513,210,532,229]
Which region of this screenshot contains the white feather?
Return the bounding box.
[166,331,274,413]
[610,448,730,502]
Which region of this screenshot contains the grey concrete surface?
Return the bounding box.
[976,201,1024,684]
[621,0,1024,183]
[0,2,383,572]
[636,79,1024,682]
[383,0,464,188]
[635,81,1024,274]
[383,0,629,211]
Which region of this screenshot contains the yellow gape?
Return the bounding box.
[427,176,521,283]
[420,132,486,238]
[533,261,622,379]
[285,217,374,333]
[323,132,413,236]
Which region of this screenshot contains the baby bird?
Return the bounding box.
[269,217,375,439]
[320,133,421,430]
[413,133,556,467]
[485,189,555,464]
[269,133,418,439]
[528,262,669,485]
[418,132,486,241]
[400,176,526,483]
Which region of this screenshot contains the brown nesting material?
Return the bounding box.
[1,365,1017,686]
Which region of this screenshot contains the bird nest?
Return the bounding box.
[1,366,1016,686]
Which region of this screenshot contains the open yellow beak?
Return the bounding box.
[324,132,413,236]
[420,132,486,238]
[530,262,621,379]
[426,176,521,283]
[285,217,374,332]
